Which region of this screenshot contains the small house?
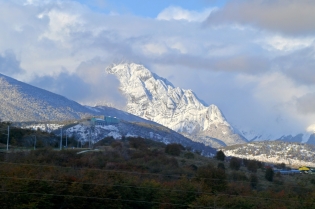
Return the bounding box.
[90,116,119,126]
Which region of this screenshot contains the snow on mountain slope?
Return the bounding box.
[0,73,94,121]
[106,63,247,147]
[1,73,216,154]
[239,126,313,144]
[22,119,216,156]
[222,141,315,167]
[0,73,157,124]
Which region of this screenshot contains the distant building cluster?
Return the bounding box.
[273,166,315,175]
[90,116,119,126]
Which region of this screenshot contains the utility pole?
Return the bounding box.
[6,126,9,151]
[76,132,79,148]
[89,128,91,149]
[33,135,36,150]
[65,131,68,148]
[60,128,62,150]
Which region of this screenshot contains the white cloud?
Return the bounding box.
[1,0,315,137]
[235,72,315,135]
[306,124,315,133]
[142,43,168,55]
[258,35,314,52]
[205,0,315,35]
[39,10,84,43]
[157,6,215,22]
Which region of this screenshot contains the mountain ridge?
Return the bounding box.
[106,63,247,147]
[0,72,216,154]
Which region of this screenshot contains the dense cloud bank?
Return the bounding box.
[0,0,315,136]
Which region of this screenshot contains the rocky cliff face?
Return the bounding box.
[107,63,247,147]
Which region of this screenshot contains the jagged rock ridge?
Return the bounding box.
[107,63,247,147]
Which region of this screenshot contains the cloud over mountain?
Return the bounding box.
[205,0,315,36]
[0,0,315,138]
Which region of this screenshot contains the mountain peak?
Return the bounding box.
[107,63,247,147]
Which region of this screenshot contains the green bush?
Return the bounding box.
[230,171,248,182]
[246,160,258,173]
[250,174,258,189]
[265,167,274,182]
[216,150,226,161]
[184,152,195,159]
[196,164,227,192]
[129,137,148,150]
[165,143,184,156]
[229,157,241,170]
[217,162,225,171]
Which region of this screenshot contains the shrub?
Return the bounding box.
[216,150,226,161]
[129,137,148,150]
[229,157,241,170]
[184,152,195,159]
[111,141,122,149]
[265,167,274,182]
[217,162,225,171]
[196,164,227,192]
[247,160,258,173]
[231,171,248,182]
[250,174,258,189]
[275,162,286,169]
[165,143,184,156]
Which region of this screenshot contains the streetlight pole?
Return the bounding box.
[6,126,9,151]
[89,128,91,149]
[65,131,68,148]
[60,128,62,150]
[33,135,36,150]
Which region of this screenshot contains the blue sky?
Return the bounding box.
[1,0,315,137]
[74,0,226,17]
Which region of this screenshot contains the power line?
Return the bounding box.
[0,161,313,188]
[0,190,213,209]
[0,176,213,195]
[0,187,308,206]
[0,175,312,203]
[0,161,209,179]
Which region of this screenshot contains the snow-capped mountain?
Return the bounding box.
[0,73,93,121]
[106,63,247,148]
[1,72,216,154]
[21,120,216,156]
[239,126,315,145]
[0,72,152,123]
[222,141,315,167]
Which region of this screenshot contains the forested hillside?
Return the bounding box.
[1,136,315,208]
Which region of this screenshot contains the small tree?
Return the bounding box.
[230,157,241,170]
[184,152,195,159]
[165,143,184,156]
[250,174,258,189]
[247,160,258,173]
[196,164,227,192]
[275,162,286,170]
[265,167,274,182]
[217,162,225,171]
[216,150,226,161]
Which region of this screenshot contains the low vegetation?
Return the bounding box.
[0,135,315,208]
